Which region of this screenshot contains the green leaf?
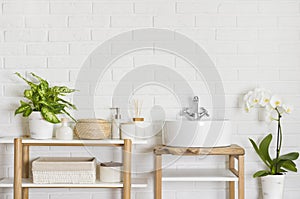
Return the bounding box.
[253,170,270,178]
[22,107,32,117]
[24,90,33,99]
[15,104,30,115]
[32,93,40,106]
[37,85,47,97]
[58,98,77,110]
[15,72,38,91]
[52,104,66,114]
[62,109,77,123]
[41,107,60,124]
[37,100,52,107]
[281,160,297,172]
[20,100,29,106]
[38,101,64,114]
[259,134,273,165]
[249,138,260,154]
[279,152,299,161]
[279,169,287,173]
[30,73,49,89]
[52,86,76,94]
[249,138,270,167]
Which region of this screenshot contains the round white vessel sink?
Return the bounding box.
[162,120,232,148]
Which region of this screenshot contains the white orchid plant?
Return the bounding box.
[244,88,299,177]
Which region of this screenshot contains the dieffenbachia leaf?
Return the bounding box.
[52,86,76,94]
[41,107,60,124]
[15,103,31,115]
[15,72,38,91]
[22,107,32,117]
[24,90,33,99]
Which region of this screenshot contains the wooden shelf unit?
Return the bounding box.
[154,144,245,199]
[0,137,148,199]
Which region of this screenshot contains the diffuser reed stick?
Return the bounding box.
[132,99,144,122]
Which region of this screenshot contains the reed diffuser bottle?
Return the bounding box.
[132,99,144,122]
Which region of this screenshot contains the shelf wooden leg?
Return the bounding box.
[229,155,235,199]
[22,145,29,199]
[14,138,22,199]
[238,155,244,199]
[155,155,162,199]
[123,139,132,199]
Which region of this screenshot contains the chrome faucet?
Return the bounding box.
[181,96,210,120]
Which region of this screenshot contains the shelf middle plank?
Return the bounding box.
[0,178,148,188]
[162,169,238,182]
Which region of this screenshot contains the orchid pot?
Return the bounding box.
[261,175,285,199]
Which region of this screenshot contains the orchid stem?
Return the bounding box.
[275,107,282,174]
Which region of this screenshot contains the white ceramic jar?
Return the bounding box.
[55,118,73,140]
[99,161,123,182]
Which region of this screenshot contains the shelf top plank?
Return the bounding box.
[154,144,245,156]
[162,169,239,182]
[0,178,147,188]
[0,137,147,145]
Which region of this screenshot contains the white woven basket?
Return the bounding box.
[32,157,96,184]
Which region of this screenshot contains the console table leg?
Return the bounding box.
[14,138,22,199]
[229,155,235,199]
[22,145,29,199]
[155,155,162,199]
[123,139,132,199]
[238,155,244,199]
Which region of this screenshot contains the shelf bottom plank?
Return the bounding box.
[162,169,238,182]
[0,178,147,188]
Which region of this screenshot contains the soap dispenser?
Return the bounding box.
[110,108,121,139]
[55,118,73,140]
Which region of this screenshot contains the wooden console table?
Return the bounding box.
[154,144,245,199]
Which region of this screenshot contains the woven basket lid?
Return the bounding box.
[76,119,109,123]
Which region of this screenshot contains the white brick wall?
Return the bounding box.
[0,0,300,199]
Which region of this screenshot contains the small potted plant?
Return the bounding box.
[15,72,77,139]
[243,88,299,199]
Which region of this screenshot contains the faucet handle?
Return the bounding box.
[199,107,209,117]
[199,107,206,111]
[180,107,188,115]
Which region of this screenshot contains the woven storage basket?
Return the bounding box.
[32,157,96,184]
[74,119,111,139]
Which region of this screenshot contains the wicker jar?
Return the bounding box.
[74,119,111,139]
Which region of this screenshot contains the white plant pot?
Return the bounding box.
[29,112,54,139]
[261,175,285,199]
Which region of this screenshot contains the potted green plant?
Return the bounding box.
[15,72,77,139]
[243,88,299,199]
